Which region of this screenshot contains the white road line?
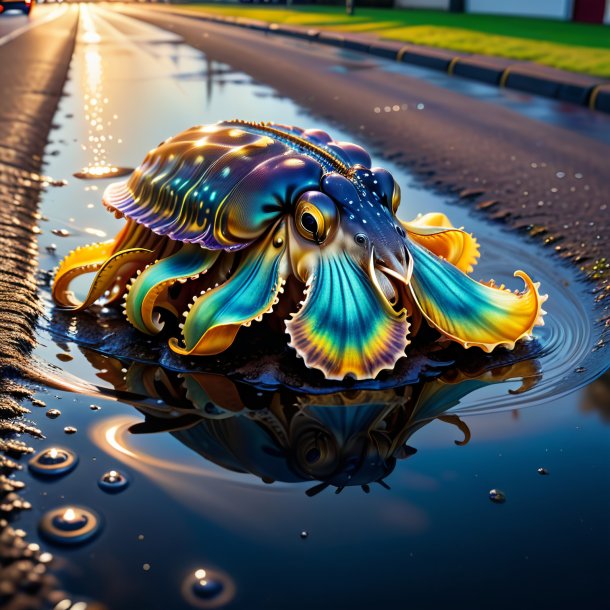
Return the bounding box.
[0,4,69,48]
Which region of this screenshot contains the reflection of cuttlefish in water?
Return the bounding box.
[86,352,540,493]
[52,121,547,381]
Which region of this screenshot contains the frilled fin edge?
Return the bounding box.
[285,250,409,381]
[169,224,286,356]
[407,240,547,352]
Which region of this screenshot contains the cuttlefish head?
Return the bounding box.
[286,167,412,381]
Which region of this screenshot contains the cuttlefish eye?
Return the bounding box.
[301,212,318,235]
[295,192,338,244]
[354,233,368,246]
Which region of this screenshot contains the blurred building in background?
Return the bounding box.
[395,0,610,23]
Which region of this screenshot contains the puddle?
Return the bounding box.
[15,5,610,610]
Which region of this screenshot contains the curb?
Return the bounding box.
[163,7,610,114]
[0,8,79,391]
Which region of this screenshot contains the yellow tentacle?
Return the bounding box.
[402,212,480,273]
[57,248,155,311]
[51,241,116,307]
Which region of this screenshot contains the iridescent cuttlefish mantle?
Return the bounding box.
[52,121,547,381]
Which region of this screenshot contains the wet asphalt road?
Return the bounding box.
[0,4,78,606]
[0,2,77,382]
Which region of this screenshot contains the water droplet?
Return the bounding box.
[46,409,61,419]
[537,467,549,475]
[38,505,101,546]
[489,489,506,503]
[143,563,151,571]
[51,229,71,238]
[300,530,309,539]
[182,568,235,608]
[575,367,586,373]
[46,244,57,254]
[28,447,78,477]
[63,426,77,435]
[39,552,53,564]
[89,404,101,411]
[193,576,224,600]
[98,469,129,493]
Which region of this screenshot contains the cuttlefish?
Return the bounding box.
[52,121,546,380]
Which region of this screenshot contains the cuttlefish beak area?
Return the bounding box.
[285,220,413,382]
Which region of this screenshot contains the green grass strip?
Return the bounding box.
[175,4,610,77]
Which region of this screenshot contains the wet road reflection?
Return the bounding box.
[83,355,542,495]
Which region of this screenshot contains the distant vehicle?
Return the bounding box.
[0,0,33,16]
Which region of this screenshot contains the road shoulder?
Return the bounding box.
[0,7,79,608]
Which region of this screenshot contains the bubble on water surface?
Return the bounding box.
[489,489,506,503]
[39,505,101,546]
[182,568,235,608]
[98,469,129,493]
[28,447,78,477]
[193,577,224,600]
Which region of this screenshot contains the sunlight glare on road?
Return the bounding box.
[77,4,120,180]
